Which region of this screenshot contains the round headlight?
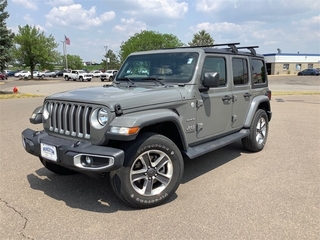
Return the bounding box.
[98,108,108,126]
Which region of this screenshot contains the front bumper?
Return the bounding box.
[22,128,124,174]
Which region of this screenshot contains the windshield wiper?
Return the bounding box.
[141,77,165,86]
[115,77,135,85]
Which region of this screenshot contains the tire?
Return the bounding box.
[109,76,113,82]
[79,76,83,81]
[101,79,105,82]
[65,76,69,81]
[110,133,184,208]
[87,79,91,82]
[242,109,269,152]
[40,157,78,175]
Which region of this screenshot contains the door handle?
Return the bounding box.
[222,95,232,102]
[244,93,252,98]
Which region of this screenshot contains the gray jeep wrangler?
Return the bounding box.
[22,43,272,208]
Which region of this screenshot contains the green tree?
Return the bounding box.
[66,54,83,69]
[188,30,214,46]
[12,25,59,78]
[0,0,14,71]
[119,30,184,63]
[101,49,120,70]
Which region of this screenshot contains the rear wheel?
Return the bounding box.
[110,133,184,208]
[242,109,269,152]
[64,76,69,81]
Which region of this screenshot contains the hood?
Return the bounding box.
[46,85,183,111]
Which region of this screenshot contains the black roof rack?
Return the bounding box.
[164,43,259,56]
[165,42,240,52]
[236,46,259,56]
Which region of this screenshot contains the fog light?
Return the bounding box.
[85,156,93,165]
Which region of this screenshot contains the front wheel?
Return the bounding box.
[110,133,184,208]
[109,76,113,81]
[242,109,269,152]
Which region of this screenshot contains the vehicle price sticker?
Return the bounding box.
[40,143,57,161]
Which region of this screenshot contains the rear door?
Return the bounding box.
[231,57,251,129]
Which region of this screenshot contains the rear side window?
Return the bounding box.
[202,56,227,86]
[232,58,248,85]
[251,59,266,84]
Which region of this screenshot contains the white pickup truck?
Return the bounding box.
[64,70,92,82]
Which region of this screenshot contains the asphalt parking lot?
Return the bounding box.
[0,76,319,239]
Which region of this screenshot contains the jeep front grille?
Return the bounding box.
[46,101,92,139]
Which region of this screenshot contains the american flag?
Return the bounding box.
[65,35,70,45]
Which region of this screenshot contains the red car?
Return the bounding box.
[0,72,8,80]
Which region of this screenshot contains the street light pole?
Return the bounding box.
[104,46,108,70]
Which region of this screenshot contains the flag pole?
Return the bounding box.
[64,40,68,70]
[61,40,67,70]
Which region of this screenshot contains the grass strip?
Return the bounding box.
[0,92,44,99]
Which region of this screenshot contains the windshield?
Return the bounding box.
[78,70,85,73]
[117,52,199,83]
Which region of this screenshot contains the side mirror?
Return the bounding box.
[200,72,220,92]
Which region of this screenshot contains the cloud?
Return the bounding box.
[107,0,188,19]
[292,15,320,39]
[46,0,74,6]
[45,4,116,30]
[195,0,320,22]
[12,0,38,10]
[113,18,147,38]
[23,14,33,23]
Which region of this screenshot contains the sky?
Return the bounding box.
[7,0,320,63]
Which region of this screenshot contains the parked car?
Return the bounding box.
[0,72,8,80]
[37,70,56,78]
[90,70,103,77]
[297,68,319,76]
[54,70,64,77]
[100,69,118,81]
[7,70,21,77]
[15,70,31,78]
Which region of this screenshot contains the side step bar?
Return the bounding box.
[184,129,250,159]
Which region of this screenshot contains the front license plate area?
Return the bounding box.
[41,143,57,161]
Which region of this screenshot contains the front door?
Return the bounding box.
[196,56,233,138]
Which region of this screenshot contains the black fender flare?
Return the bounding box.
[244,95,271,128]
[106,109,188,149]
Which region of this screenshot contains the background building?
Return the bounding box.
[264,53,320,75]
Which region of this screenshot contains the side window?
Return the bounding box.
[251,59,266,84]
[232,58,248,85]
[202,57,226,87]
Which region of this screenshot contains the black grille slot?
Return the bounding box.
[47,101,92,139]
